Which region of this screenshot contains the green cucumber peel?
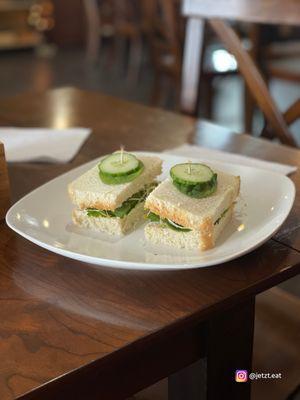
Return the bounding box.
[99,154,141,177]
[165,219,192,232]
[171,173,217,198]
[146,212,191,232]
[99,160,144,185]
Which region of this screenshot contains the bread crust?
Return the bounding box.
[199,218,214,250]
[235,176,241,198]
[145,196,213,231]
[68,185,119,211]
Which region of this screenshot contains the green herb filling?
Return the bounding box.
[86,183,157,219]
[146,212,192,232]
[147,206,230,232]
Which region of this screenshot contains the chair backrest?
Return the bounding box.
[111,0,144,39]
[262,99,300,141]
[83,0,101,63]
[142,0,182,75]
[182,0,300,146]
[183,0,300,26]
[0,141,10,220]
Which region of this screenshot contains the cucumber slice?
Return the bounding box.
[98,152,144,185]
[100,152,140,176]
[170,163,217,198]
[146,212,191,232]
[170,163,215,185]
[165,219,191,232]
[99,161,144,184]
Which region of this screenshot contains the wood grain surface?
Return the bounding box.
[0,141,10,219]
[0,88,299,400]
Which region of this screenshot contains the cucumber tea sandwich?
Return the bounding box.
[69,151,162,235]
[144,162,240,250]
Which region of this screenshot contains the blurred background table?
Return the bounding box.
[181,0,300,147]
[1,1,299,140]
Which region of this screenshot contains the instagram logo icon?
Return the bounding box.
[235,370,248,382]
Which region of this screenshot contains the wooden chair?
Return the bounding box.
[0,142,10,220]
[244,24,300,133]
[263,26,300,84]
[142,0,183,107]
[84,0,101,64]
[262,99,300,141]
[181,0,300,147]
[113,0,145,80]
[144,1,240,113]
[83,0,144,80]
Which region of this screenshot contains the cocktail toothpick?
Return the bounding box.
[120,145,124,164]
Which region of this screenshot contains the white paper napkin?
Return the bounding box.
[166,144,297,175]
[0,127,92,163]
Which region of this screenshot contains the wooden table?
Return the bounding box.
[0,88,299,400]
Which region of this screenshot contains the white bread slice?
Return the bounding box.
[69,155,162,211]
[145,172,240,230]
[145,204,234,250]
[145,170,239,250]
[72,201,145,236]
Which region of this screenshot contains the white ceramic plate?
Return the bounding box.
[6,152,295,270]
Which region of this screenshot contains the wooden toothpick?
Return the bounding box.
[120,145,124,164]
[187,160,192,175]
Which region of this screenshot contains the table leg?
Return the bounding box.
[207,298,255,400]
[168,298,255,400]
[180,17,205,115]
[168,359,206,400]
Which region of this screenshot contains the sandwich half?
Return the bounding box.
[144,163,240,250]
[69,152,162,235]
